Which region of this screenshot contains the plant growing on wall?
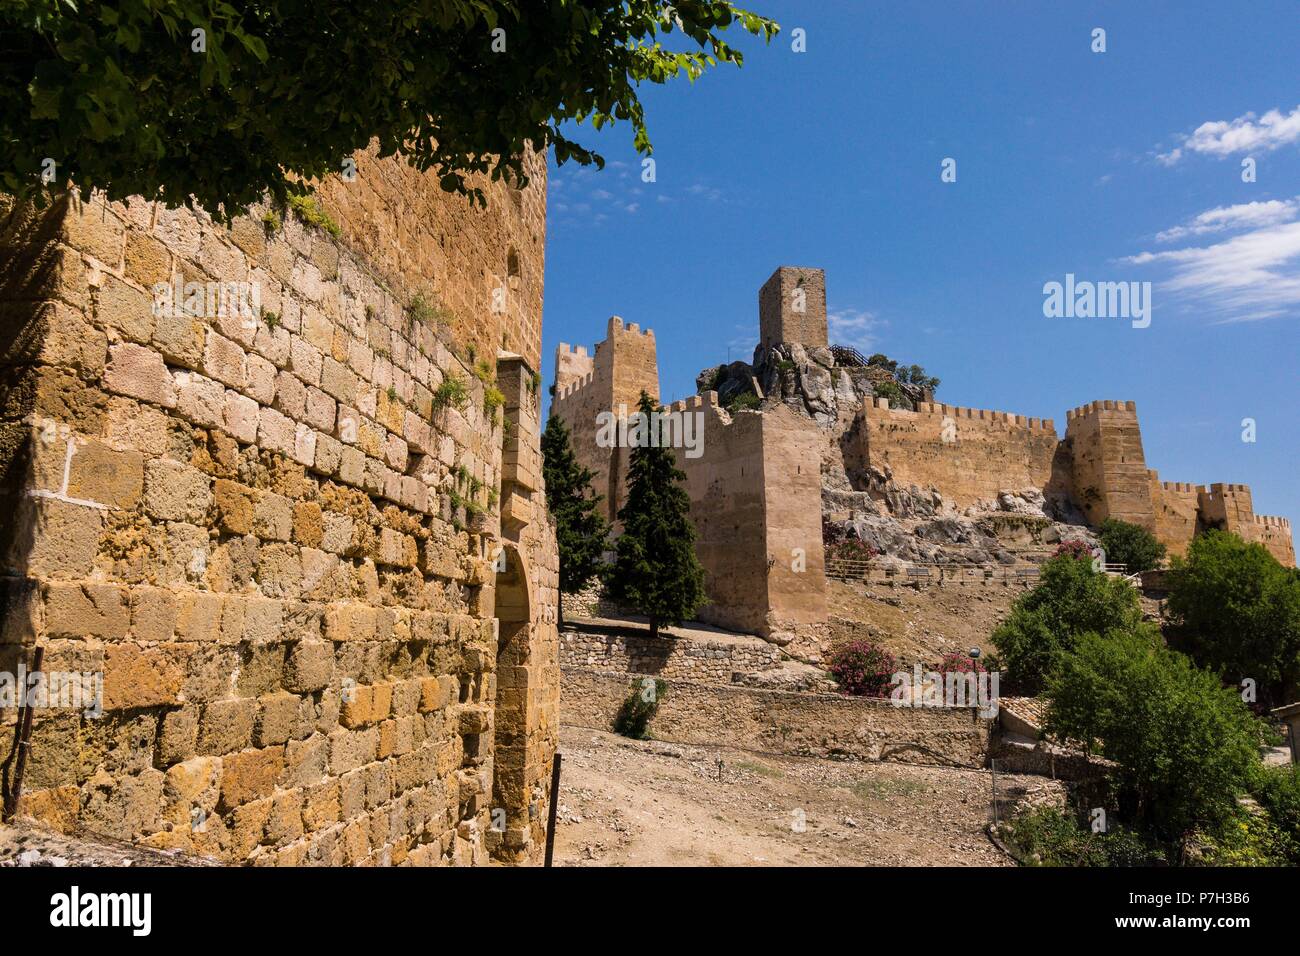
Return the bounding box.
[541,413,610,629]
[606,391,706,640]
[431,373,469,413]
[2,2,777,217]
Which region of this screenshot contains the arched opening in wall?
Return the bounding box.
[491,542,533,861]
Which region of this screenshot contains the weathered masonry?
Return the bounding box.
[0,147,559,865]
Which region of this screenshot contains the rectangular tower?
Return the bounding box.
[759,266,827,350]
[1064,400,1156,530]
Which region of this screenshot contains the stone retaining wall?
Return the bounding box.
[562,667,991,768]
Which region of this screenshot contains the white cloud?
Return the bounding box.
[1155,198,1299,242]
[827,308,883,351]
[1158,105,1300,164]
[1124,216,1300,321]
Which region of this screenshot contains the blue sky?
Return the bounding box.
[540,1,1298,525]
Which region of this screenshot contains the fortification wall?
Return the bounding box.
[856,398,1061,507]
[1252,515,1296,567]
[673,395,826,638]
[1147,473,1202,558]
[0,152,557,866]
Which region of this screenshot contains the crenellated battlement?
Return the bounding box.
[866,397,1056,432]
[1065,399,1138,421]
[552,370,597,404]
[607,315,655,340]
[1256,514,1292,529]
[1207,482,1251,495]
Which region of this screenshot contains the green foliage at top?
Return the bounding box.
[606,391,706,639]
[1164,530,1300,708]
[872,380,905,407]
[865,354,940,393]
[1097,518,1166,573]
[1045,629,1264,845]
[724,390,760,412]
[541,413,609,603]
[991,554,1145,694]
[2,2,777,217]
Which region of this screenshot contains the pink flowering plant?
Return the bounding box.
[936,651,989,676]
[828,638,897,697]
[1052,539,1093,561]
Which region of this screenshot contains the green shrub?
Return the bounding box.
[613,678,666,740]
[827,638,896,698]
[1003,807,1166,867]
[872,380,905,407]
[1165,530,1300,708]
[725,391,761,413]
[1251,764,1300,864]
[1045,629,1264,845]
[1197,807,1295,866]
[992,554,1145,693]
[1097,518,1166,572]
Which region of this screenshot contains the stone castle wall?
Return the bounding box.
[856,398,1064,508]
[551,316,658,522]
[0,149,559,866]
[664,395,827,638]
[559,629,782,683]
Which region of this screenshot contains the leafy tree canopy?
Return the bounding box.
[2,1,777,216]
[991,553,1145,693]
[1097,518,1166,573]
[1164,530,1300,707]
[1045,628,1264,845]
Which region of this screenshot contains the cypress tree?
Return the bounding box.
[541,412,610,628]
[607,391,706,639]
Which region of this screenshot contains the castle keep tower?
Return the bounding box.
[759,266,827,350]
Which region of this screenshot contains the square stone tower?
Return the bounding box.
[759,266,827,350]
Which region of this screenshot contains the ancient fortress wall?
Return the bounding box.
[672,395,827,638]
[856,398,1062,507]
[1147,475,1201,558]
[0,149,559,866]
[1145,475,1295,565]
[551,316,658,522]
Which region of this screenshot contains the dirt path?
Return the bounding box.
[552,726,1060,866]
